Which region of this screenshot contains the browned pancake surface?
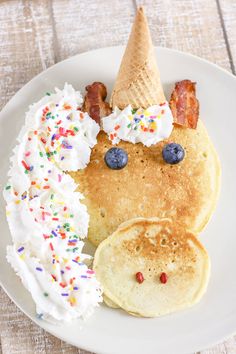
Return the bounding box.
[70,120,220,246]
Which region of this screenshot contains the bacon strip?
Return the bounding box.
[82,82,112,124]
[169,80,199,129]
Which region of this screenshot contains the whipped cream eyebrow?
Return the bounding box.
[102,103,173,147]
[3,84,102,322]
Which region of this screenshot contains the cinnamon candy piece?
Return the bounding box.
[82,82,112,124]
[169,80,199,129]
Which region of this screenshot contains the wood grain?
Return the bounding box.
[0,0,236,353]
[51,0,136,61]
[135,0,231,71]
[219,0,236,74]
[0,0,55,110]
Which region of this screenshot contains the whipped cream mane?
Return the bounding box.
[102,103,173,147]
[4,84,102,322]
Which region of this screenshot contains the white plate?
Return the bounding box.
[0,46,236,354]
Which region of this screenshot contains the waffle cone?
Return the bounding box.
[110,7,166,110]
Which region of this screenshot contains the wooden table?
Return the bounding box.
[0,0,235,353]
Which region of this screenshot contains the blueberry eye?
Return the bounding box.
[162,143,185,164]
[104,148,128,170]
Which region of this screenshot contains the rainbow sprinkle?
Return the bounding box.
[103,101,173,147]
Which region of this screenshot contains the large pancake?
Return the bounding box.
[93,217,210,317]
[69,120,220,246]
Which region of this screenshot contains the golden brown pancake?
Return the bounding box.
[69,119,220,246]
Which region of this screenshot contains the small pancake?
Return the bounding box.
[93,217,210,317]
[70,120,221,246]
[103,295,120,309]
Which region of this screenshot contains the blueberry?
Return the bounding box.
[104,148,128,170]
[162,143,185,164]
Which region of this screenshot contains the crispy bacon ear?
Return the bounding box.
[169,80,199,129]
[82,82,112,124]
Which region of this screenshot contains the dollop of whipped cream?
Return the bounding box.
[102,102,173,147]
[3,84,102,322]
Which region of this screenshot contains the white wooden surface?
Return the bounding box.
[0,0,236,353]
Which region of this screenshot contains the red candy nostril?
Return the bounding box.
[135,272,144,284]
[160,272,168,284]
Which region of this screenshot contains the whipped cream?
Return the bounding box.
[102,103,173,147]
[3,84,102,322]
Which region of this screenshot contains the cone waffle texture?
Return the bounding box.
[110,7,166,109]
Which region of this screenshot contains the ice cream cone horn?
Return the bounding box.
[110,7,166,110]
